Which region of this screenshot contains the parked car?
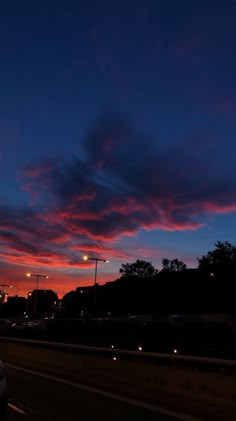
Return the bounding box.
[0,360,7,420]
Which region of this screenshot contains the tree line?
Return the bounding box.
[61,241,236,317]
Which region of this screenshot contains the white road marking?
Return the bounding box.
[8,402,27,415]
[6,362,203,421]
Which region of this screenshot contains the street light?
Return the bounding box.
[26,273,49,288]
[0,284,12,298]
[26,273,48,316]
[83,256,109,313]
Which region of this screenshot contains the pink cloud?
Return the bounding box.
[1,114,236,297]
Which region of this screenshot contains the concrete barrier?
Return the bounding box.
[1,336,236,420]
[1,335,236,368]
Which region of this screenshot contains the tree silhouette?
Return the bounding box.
[161,258,187,272]
[119,259,158,278]
[198,241,236,277]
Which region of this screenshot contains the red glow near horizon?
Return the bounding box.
[0,264,116,299]
[1,140,236,300]
[0,240,199,299]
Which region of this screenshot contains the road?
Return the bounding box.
[6,366,189,421]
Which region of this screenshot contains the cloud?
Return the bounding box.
[1,113,236,286]
[22,160,56,178]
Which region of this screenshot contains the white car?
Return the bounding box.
[0,361,7,420]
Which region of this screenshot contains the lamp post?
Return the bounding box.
[25,292,32,318]
[26,273,48,316]
[83,256,109,314]
[0,284,12,293]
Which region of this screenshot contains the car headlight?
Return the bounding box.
[0,362,6,381]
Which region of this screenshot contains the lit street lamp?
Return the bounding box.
[0,284,12,291]
[83,256,109,312]
[26,273,48,316]
[26,273,48,289]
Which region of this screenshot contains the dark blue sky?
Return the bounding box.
[0,0,236,296]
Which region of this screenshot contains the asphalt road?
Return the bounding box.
[6,366,183,421]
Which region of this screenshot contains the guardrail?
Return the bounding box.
[2,335,236,420]
[1,335,236,371]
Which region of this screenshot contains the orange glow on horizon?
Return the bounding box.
[2,272,116,299]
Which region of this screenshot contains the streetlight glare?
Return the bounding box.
[26,273,31,277]
[83,256,88,261]
[105,260,109,263]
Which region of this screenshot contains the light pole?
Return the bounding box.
[26,273,48,316]
[0,284,12,293]
[25,292,32,318]
[83,256,109,314]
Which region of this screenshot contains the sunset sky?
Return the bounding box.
[1,0,236,298]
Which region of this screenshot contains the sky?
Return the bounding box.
[1,0,236,298]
